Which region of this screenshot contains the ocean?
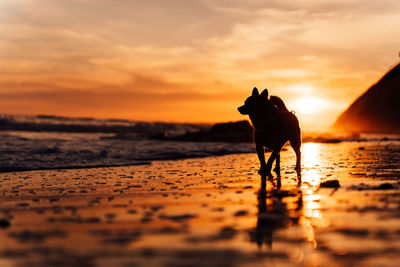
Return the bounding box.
[0,114,399,172]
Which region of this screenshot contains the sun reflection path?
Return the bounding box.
[251,142,329,253]
[300,143,327,242]
[302,142,322,187]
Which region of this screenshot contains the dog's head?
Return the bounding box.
[238,87,269,115]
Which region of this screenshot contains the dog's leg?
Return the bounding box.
[290,136,302,184]
[294,148,301,174]
[273,153,281,176]
[256,144,268,176]
[294,147,301,181]
[295,148,301,185]
[276,175,281,190]
[265,149,280,177]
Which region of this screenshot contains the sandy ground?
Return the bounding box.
[0,141,399,267]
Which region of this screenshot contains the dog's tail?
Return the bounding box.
[270,95,290,113]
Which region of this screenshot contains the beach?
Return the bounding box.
[2,0,399,266]
[0,140,399,266]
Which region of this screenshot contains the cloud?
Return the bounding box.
[0,87,245,122]
[0,0,399,128]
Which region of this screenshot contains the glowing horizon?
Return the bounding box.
[1,0,399,131]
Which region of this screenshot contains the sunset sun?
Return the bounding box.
[292,96,326,115]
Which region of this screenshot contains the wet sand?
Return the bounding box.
[0,141,399,267]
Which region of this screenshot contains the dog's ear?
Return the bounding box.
[260,89,269,99]
[252,87,259,96]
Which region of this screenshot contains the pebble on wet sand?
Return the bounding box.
[320,180,340,188]
[233,210,248,217]
[376,183,393,190]
[0,220,10,229]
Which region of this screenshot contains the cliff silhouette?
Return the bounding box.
[334,62,400,133]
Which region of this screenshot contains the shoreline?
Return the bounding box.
[0,141,399,266]
[1,138,399,174]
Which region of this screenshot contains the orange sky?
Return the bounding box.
[0,0,399,131]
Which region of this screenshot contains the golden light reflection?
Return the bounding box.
[299,142,326,244]
[251,142,330,251]
[302,142,320,163]
[301,142,322,187]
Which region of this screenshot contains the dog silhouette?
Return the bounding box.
[238,87,301,179]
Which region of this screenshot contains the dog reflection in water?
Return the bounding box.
[249,175,303,249]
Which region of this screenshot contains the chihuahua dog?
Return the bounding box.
[238,87,301,178]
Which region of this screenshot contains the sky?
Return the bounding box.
[0,0,399,131]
